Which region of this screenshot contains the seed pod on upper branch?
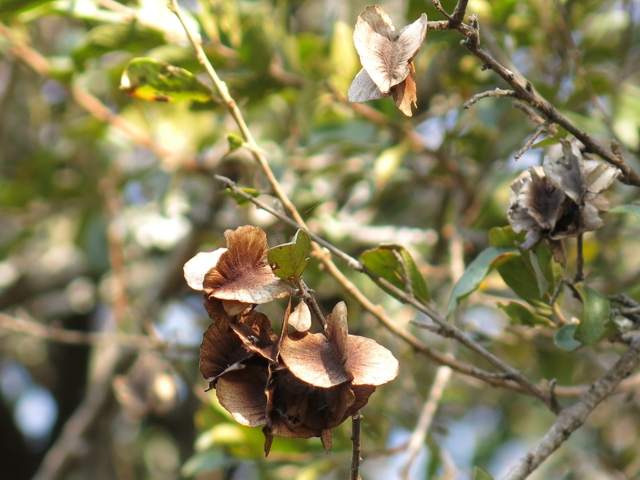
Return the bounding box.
[507,138,620,264]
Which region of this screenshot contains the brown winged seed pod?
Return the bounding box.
[202,301,399,455]
[183,225,296,315]
[348,6,427,117]
[507,138,620,264]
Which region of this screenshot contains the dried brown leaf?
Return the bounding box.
[391,61,418,117]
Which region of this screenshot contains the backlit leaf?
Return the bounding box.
[447,247,518,315]
[120,58,213,103]
[268,229,312,280]
[573,284,610,345]
[360,244,430,304]
[226,133,245,153]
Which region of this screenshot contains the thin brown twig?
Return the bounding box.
[0,23,196,170]
[435,3,640,186]
[0,313,158,349]
[512,101,546,125]
[462,88,516,108]
[99,170,129,326]
[514,120,552,160]
[401,362,452,479]
[350,411,363,480]
[503,335,640,480]
[215,174,556,405]
[172,0,555,412]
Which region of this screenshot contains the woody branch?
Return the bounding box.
[429,0,640,186]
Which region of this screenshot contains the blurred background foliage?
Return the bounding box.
[1,0,640,479]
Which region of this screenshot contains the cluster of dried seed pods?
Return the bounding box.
[184,225,399,454]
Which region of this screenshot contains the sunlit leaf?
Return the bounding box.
[329,21,359,93]
[268,229,312,280]
[554,324,582,352]
[226,133,245,153]
[360,244,430,304]
[195,423,246,450]
[120,58,213,103]
[447,247,518,315]
[573,284,610,345]
[373,140,411,190]
[181,450,236,477]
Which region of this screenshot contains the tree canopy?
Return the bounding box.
[1,1,640,479]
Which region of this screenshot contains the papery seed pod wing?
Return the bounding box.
[353,6,427,94]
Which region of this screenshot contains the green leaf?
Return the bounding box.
[181,450,235,477]
[498,301,554,327]
[554,324,582,351]
[573,284,610,345]
[0,0,52,15]
[397,247,430,303]
[474,466,496,480]
[120,58,212,103]
[530,126,569,148]
[610,204,640,219]
[226,133,245,153]
[360,245,430,304]
[72,24,165,68]
[373,140,411,191]
[489,226,558,312]
[223,186,259,207]
[447,247,518,315]
[531,137,560,149]
[267,229,312,280]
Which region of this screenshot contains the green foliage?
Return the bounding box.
[498,301,554,327]
[360,244,430,304]
[448,247,518,314]
[554,324,582,352]
[120,58,213,102]
[573,284,611,345]
[3,0,640,479]
[223,185,259,207]
[489,226,560,314]
[268,229,312,280]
